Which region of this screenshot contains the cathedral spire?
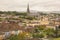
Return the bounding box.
[27,3,30,13]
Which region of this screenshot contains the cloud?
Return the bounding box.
[0,0,60,11]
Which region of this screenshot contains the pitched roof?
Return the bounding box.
[0,21,23,32]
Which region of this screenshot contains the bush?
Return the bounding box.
[32,33,44,38]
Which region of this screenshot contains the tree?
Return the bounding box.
[8,32,32,40]
[43,28,55,38]
[32,33,45,38]
[34,25,46,31]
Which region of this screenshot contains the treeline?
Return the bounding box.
[0,11,37,20]
[0,11,60,16]
[0,11,27,16]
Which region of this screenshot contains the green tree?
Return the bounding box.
[32,33,45,38]
[43,28,55,38]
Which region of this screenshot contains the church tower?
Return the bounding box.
[27,3,30,13]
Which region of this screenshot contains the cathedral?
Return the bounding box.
[27,3,40,16]
[27,3,30,13]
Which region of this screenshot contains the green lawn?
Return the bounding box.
[48,38,60,40]
[53,38,60,40]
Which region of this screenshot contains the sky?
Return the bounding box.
[0,0,60,11]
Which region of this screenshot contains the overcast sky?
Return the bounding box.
[0,0,60,11]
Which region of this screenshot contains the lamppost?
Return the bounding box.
[55,25,59,38]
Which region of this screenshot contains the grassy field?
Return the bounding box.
[53,38,60,40]
[47,38,60,40]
